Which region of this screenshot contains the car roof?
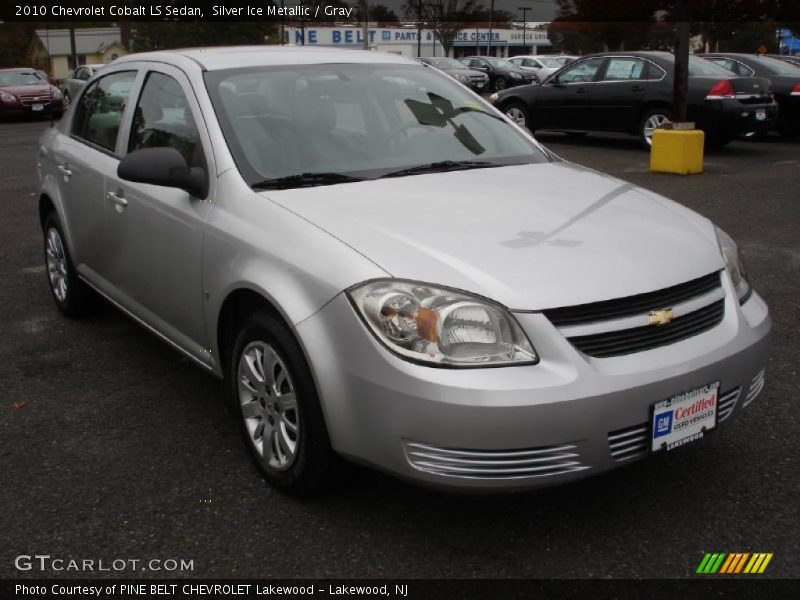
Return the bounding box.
[113,46,416,71]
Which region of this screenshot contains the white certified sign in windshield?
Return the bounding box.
[651,382,719,452]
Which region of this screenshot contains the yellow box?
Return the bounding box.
[649,129,704,175]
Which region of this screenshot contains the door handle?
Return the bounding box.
[106,191,128,208]
[631,85,645,92]
[576,87,590,94]
[58,164,72,178]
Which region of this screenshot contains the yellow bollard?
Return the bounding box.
[650,128,704,175]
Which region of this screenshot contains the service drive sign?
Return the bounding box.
[651,381,720,452]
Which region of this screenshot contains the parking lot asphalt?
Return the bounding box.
[1,118,798,579]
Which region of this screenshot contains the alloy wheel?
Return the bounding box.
[45,227,68,302]
[643,113,671,146]
[237,341,300,471]
[506,107,527,128]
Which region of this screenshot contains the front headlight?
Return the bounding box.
[715,227,751,303]
[0,91,16,103]
[348,280,537,367]
[51,88,63,100]
[510,72,522,79]
[454,73,468,82]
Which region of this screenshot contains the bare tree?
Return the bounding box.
[404,0,485,57]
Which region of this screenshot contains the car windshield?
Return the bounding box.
[484,58,517,69]
[0,71,45,86]
[751,55,800,75]
[427,58,465,70]
[205,63,549,188]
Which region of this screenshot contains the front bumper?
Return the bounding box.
[0,98,64,117]
[296,279,771,492]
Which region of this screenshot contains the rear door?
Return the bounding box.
[102,64,214,360]
[50,69,138,277]
[533,57,605,130]
[588,57,658,132]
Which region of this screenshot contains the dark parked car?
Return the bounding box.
[768,54,800,68]
[491,52,777,147]
[0,68,64,119]
[699,53,800,138]
[459,56,537,90]
[417,57,490,92]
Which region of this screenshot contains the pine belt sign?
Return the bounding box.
[283,27,551,48]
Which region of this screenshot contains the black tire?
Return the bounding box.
[43,212,95,317]
[638,108,672,149]
[777,120,799,140]
[503,101,531,131]
[227,310,340,495]
[494,76,508,91]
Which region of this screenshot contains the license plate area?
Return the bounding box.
[650,381,719,453]
[755,109,766,121]
[32,103,44,111]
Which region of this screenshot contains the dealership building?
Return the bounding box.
[282,25,552,58]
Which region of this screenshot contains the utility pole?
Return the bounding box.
[672,0,689,122]
[486,0,495,56]
[518,6,531,55]
[417,0,422,57]
[68,22,77,71]
[361,0,369,50]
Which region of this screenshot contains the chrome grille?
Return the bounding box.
[568,299,724,358]
[18,93,52,106]
[403,441,589,480]
[544,272,721,327]
[717,387,740,423]
[742,369,765,408]
[608,423,649,461]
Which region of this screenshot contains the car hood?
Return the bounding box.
[260,162,723,310]
[0,84,54,96]
[447,68,487,78]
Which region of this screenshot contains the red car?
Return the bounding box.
[0,68,64,119]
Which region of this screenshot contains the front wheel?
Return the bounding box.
[228,310,341,495]
[503,101,530,130]
[639,109,672,148]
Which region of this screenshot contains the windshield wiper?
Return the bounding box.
[252,172,366,190]
[380,160,496,179]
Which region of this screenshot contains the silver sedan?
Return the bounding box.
[37,47,770,494]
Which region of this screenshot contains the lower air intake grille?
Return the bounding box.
[717,387,740,423]
[608,423,649,461]
[403,441,589,480]
[568,299,725,358]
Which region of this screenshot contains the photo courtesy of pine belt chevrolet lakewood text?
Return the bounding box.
[37,47,771,494]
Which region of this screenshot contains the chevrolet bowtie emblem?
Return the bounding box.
[649,308,674,326]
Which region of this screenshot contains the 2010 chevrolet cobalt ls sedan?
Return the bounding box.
[37,47,770,494]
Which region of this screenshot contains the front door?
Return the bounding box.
[534,57,606,130]
[586,57,655,133]
[102,65,214,361]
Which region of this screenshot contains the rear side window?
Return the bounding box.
[71,70,136,152]
[128,71,204,168]
[602,58,647,81]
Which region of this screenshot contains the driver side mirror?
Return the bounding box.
[118,147,208,199]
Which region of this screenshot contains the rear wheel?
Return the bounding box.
[43,212,95,317]
[503,101,530,130]
[639,108,672,148]
[228,310,341,495]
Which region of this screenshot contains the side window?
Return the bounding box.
[129,71,203,168]
[731,61,755,76]
[602,58,647,81]
[71,70,136,152]
[557,58,605,83]
[708,58,736,73]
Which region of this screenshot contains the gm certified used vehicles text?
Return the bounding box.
[492,52,778,147]
[699,53,800,138]
[0,68,64,119]
[38,48,770,494]
[417,57,490,91]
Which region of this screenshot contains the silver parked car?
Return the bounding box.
[61,63,107,108]
[37,47,770,494]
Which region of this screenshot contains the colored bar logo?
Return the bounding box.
[696,552,773,574]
